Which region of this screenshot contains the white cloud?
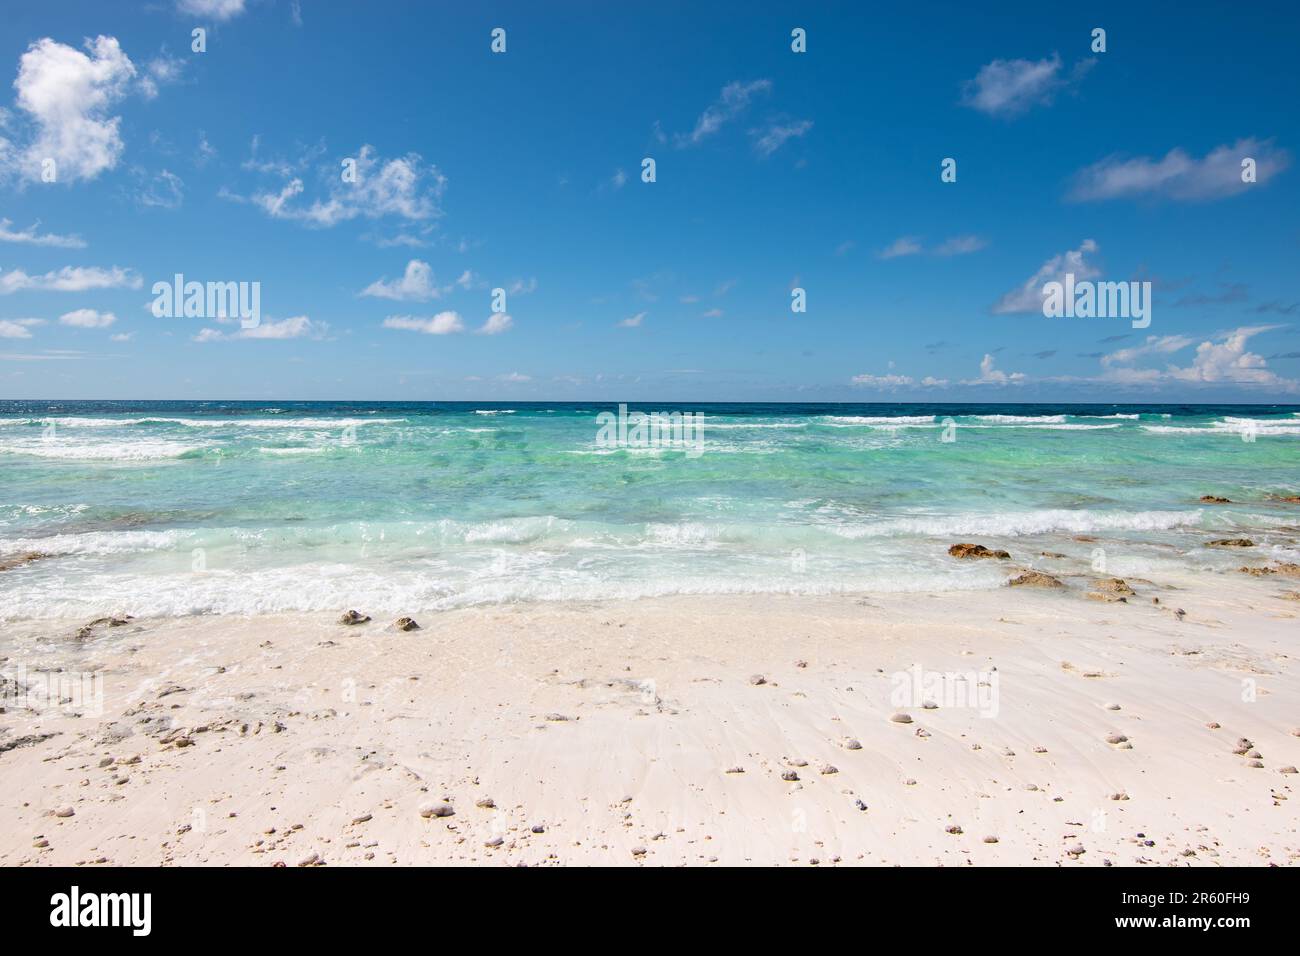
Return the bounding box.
[11,36,137,182]
[382,312,465,335]
[920,376,949,387]
[362,259,438,301]
[0,265,142,294]
[0,318,44,339]
[963,353,1026,385]
[1100,325,1293,389]
[110,331,134,342]
[138,168,184,208]
[676,80,771,147]
[176,0,248,20]
[507,277,537,296]
[499,372,531,383]
[751,119,812,157]
[879,236,923,259]
[961,53,1083,117]
[1069,138,1291,202]
[0,218,86,248]
[250,145,445,227]
[851,373,914,388]
[880,235,988,259]
[195,315,325,342]
[992,239,1099,313]
[611,168,627,189]
[618,311,646,328]
[701,308,723,318]
[1101,334,1195,367]
[59,308,116,328]
[139,54,185,100]
[934,235,988,256]
[477,313,513,335]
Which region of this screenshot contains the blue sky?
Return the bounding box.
[1,0,1298,401]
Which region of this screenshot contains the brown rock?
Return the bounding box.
[339,610,371,625]
[1007,570,1063,588]
[1199,495,1231,504]
[0,551,44,572]
[949,543,1010,560]
[1205,538,1254,548]
[394,617,420,631]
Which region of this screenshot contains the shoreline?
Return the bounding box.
[1,581,1297,866]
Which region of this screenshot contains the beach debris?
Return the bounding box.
[820,764,838,775]
[339,610,370,625]
[1066,843,1086,857]
[945,825,963,835]
[484,836,504,848]
[394,616,420,631]
[748,674,767,686]
[842,737,862,750]
[781,770,799,781]
[725,766,744,774]
[544,713,571,722]
[1105,734,1128,746]
[1238,562,1300,577]
[475,797,496,808]
[1279,766,1298,775]
[1093,578,1136,596]
[418,802,455,818]
[53,806,75,818]
[854,798,868,811]
[631,846,647,857]
[1008,571,1064,588]
[1199,495,1231,504]
[0,551,44,572]
[948,543,1010,560]
[889,712,913,724]
[983,835,999,844]
[75,616,133,640]
[1206,538,1254,548]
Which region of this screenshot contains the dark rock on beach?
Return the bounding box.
[394,617,420,631]
[949,543,1010,560]
[1199,495,1231,504]
[1205,538,1254,548]
[339,610,371,625]
[1007,571,1063,588]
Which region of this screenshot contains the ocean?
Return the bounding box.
[2,400,1298,619]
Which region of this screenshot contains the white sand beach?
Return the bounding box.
[2,567,1298,867]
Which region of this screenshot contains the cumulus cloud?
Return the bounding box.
[248,145,446,227]
[961,53,1091,117]
[58,308,116,328]
[382,312,465,335]
[992,239,1099,313]
[9,36,137,182]
[0,265,142,294]
[0,318,44,339]
[362,259,437,301]
[1101,325,1293,389]
[1069,138,1290,202]
[676,80,771,147]
[0,218,86,248]
[477,313,513,335]
[617,311,646,328]
[963,353,1026,385]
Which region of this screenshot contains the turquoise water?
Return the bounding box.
[2,401,1298,619]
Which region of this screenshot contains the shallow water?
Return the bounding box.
[2,400,1298,618]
